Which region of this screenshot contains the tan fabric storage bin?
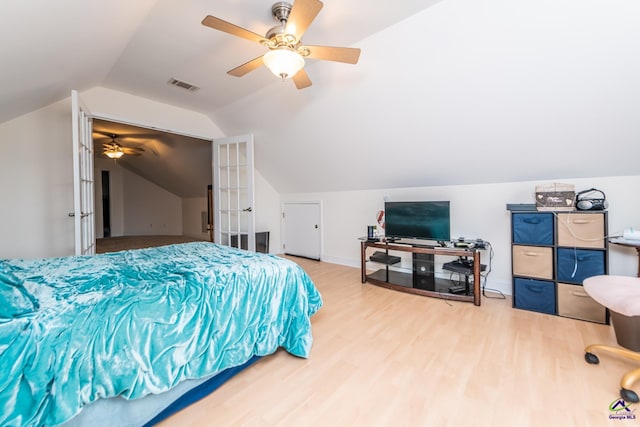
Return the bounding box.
[557,283,607,323]
[557,213,605,249]
[512,245,553,279]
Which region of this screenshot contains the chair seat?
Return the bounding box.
[582,275,640,403]
[584,275,640,317]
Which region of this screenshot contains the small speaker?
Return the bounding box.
[413,253,435,290]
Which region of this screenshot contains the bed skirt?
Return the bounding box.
[64,355,262,427]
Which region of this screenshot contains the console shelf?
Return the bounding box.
[360,240,482,306]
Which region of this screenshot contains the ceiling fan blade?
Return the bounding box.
[227,56,264,77]
[303,45,361,64]
[122,147,144,153]
[93,130,116,138]
[285,0,323,41]
[293,69,312,89]
[113,133,163,140]
[202,15,267,45]
[122,148,144,156]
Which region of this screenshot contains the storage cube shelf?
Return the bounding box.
[514,278,556,315]
[509,209,609,324]
[512,213,554,245]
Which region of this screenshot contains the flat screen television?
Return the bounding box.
[384,201,451,242]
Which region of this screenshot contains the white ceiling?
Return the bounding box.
[0,0,441,124]
[2,0,639,195]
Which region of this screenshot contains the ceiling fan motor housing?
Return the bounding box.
[271,2,292,24]
[266,2,297,48]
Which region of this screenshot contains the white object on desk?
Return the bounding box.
[623,228,640,241]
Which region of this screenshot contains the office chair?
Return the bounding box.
[583,275,640,403]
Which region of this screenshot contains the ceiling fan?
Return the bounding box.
[201,0,361,89]
[93,131,145,159]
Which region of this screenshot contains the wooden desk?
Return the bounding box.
[610,238,640,277]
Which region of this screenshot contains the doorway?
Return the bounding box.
[91,118,213,252]
[101,171,111,237]
[282,202,322,260]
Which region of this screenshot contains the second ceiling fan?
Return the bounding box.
[93,131,146,159]
[202,0,361,89]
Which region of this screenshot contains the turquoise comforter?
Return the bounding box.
[0,242,322,426]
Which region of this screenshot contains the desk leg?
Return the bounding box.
[473,251,481,306]
[636,248,640,278]
[361,241,366,283]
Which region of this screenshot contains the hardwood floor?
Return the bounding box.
[159,257,637,426]
[95,235,206,253]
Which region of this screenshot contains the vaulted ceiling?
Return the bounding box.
[0,0,439,124]
[2,0,639,195]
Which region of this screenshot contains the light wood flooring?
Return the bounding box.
[96,235,207,254]
[159,257,638,427]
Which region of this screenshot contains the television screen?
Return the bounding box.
[384,201,451,242]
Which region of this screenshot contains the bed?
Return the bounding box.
[0,242,322,426]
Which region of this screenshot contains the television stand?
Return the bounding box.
[360,240,481,306]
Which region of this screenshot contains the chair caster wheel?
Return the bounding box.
[621,388,639,403]
[585,352,599,364]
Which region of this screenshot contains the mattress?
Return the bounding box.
[0,242,322,426]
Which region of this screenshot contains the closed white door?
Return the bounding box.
[283,202,321,260]
[71,90,95,256]
[213,134,256,251]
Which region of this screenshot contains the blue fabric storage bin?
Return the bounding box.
[557,248,605,284]
[514,278,556,315]
[512,213,554,245]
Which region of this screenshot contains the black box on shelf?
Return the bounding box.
[369,251,401,265]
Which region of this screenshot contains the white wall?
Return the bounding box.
[0,98,75,259]
[281,175,640,295]
[182,197,209,240]
[81,87,223,140]
[122,169,182,235]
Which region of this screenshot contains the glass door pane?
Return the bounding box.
[212,134,255,251]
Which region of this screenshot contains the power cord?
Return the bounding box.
[478,241,505,299]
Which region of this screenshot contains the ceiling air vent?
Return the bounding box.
[167,78,200,92]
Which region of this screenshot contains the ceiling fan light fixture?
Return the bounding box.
[263,48,304,80]
[105,148,124,159]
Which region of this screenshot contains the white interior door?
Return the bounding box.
[213,134,256,251]
[71,90,95,256]
[282,202,321,260]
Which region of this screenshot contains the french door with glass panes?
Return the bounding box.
[71,90,96,256]
[212,134,256,252]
